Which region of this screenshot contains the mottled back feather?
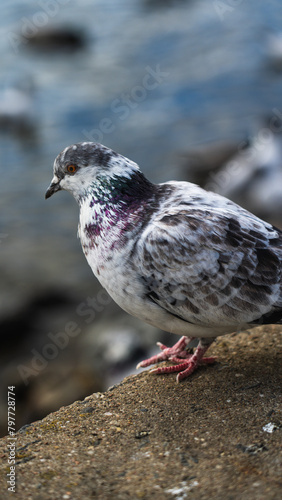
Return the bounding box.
[133,195,282,328]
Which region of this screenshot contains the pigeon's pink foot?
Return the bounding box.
[137,336,194,368]
[137,336,216,382]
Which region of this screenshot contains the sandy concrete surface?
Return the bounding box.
[0,326,281,499]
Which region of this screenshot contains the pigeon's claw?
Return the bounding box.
[151,353,217,382]
[136,336,194,369]
[137,336,216,382]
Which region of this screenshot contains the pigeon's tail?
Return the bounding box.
[251,308,282,326]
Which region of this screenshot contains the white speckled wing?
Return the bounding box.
[134,199,282,328]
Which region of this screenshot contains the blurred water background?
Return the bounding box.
[1,0,282,435]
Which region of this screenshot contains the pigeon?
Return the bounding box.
[45,142,282,382]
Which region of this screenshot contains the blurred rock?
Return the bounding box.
[144,0,189,9]
[0,80,37,136]
[81,316,169,387]
[24,26,87,53]
[0,289,77,354]
[265,33,282,72]
[203,123,282,225]
[178,141,239,186]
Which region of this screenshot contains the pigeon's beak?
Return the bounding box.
[45,177,61,199]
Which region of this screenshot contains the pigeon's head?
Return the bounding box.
[45,142,140,202]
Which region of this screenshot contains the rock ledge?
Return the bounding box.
[0,327,281,499]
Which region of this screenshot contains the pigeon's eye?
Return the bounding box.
[66,164,77,175]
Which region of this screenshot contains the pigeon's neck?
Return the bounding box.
[79,171,156,248]
[87,170,155,210]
